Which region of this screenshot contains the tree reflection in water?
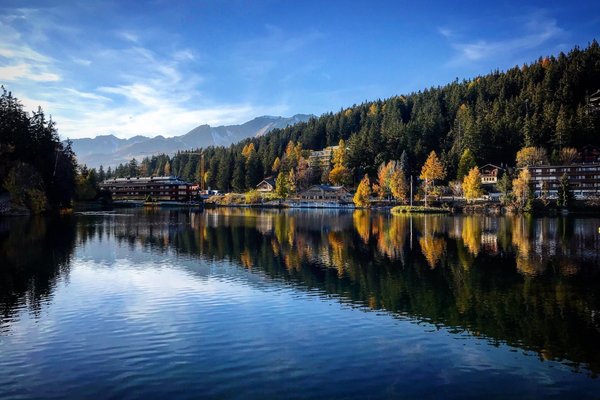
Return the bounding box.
[0,216,76,327]
[1,208,599,375]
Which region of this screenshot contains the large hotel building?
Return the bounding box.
[528,163,600,199]
[99,176,194,201]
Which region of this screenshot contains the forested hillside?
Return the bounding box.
[108,41,600,191]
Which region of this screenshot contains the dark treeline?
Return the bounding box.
[0,88,78,212]
[108,42,600,191]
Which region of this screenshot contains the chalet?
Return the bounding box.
[296,185,352,203]
[256,178,276,192]
[99,176,193,201]
[479,164,504,185]
[525,163,600,199]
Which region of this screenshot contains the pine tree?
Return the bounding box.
[457,149,477,180]
[128,159,139,177]
[232,155,246,192]
[216,153,232,191]
[245,150,262,189]
[557,173,572,208]
[399,150,408,173]
[275,172,290,198]
[497,172,512,205]
[552,106,571,151]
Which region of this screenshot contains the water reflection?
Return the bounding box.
[0,216,76,326]
[1,209,600,376]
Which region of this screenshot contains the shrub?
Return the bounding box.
[245,190,261,204]
[3,162,47,213]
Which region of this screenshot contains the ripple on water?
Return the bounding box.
[2,211,600,399]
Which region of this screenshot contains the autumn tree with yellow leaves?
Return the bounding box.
[241,143,256,158]
[515,147,548,167]
[329,139,352,186]
[462,167,483,203]
[389,168,408,203]
[272,157,281,173]
[353,174,372,207]
[419,151,446,206]
[373,160,408,201]
[373,161,395,199]
[512,168,533,211]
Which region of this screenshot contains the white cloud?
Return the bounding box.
[0,13,62,83]
[0,63,61,82]
[441,13,565,66]
[0,10,291,140]
[173,49,196,62]
[437,27,454,39]
[72,57,92,67]
[0,45,51,63]
[118,31,139,43]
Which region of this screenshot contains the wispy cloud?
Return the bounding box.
[0,9,288,139]
[0,13,62,82]
[52,40,288,138]
[440,12,565,66]
[117,30,139,43]
[72,57,92,67]
[234,25,323,79]
[0,63,60,82]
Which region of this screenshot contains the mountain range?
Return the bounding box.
[68,114,313,168]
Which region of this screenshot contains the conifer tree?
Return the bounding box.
[275,172,290,198]
[457,149,477,180]
[557,173,572,208]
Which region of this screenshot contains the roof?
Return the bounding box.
[479,164,504,170]
[100,176,190,185]
[256,178,276,187]
[517,163,600,169]
[301,184,348,192]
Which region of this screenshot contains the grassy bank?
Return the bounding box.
[391,205,451,214]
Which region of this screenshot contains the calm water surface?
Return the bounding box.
[1,208,600,399]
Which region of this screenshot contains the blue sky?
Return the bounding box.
[1,1,599,139]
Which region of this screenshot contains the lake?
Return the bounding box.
[1,208,600,399]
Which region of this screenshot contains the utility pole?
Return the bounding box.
[200,153,205,192]
[410,175,413,207]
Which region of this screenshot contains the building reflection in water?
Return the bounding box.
[1,209,599,375]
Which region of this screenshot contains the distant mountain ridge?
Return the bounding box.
[68,114,313,168]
